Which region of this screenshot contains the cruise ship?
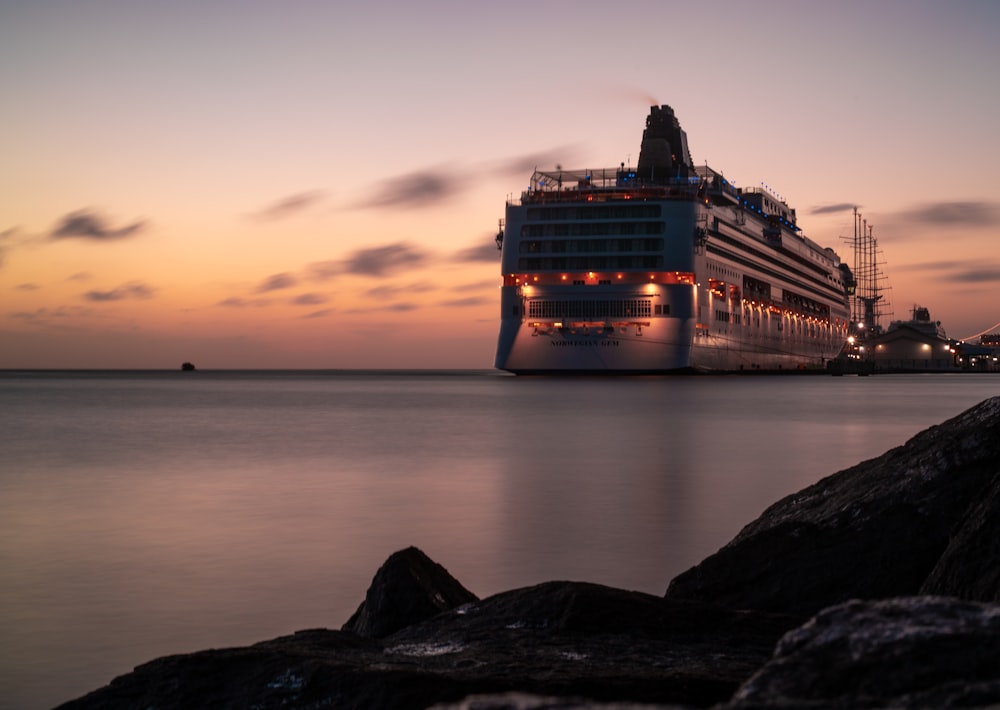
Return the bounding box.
[494,104,853,374]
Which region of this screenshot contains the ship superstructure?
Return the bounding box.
[495,104,852,373]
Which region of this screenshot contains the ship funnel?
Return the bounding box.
[636,104,694,181]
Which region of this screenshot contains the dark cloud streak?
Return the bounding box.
[365,281,434,299]
[809,203,857,215]
[217,297,271,308]
[359,168,462,209]
[51,209,147,241]
[897,201,1000,226]
[452,241,500,263]
[355,147,579,213]
[892,259,1000,284]
[493,145,582,178]
[303,309,333,319]
[251,191,326,221]
[255,272,298,293]
[955,268,1000,283]
[0,227,17,268]
[11,305,94,326]
[305,260,339,282]
[440,296,490,307]
[340,242,429,277]
[450,279,496,292]
[291,293,328,305]
[83,282,156,302]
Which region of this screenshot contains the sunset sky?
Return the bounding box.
[2,0,999,369]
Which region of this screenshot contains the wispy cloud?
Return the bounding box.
[452,241,501,263]
[895,200,1000,226]
[15,283,41,291]
[50,209,147,241]
[439,296,490,307]
[254,272,298,293]
[340,242,429,277]
[891,261,966,272]
[83,282,156,302]
[353,148,578,214]
[250,190,326,221]
[303,309,334,319]
[809,203,858,216]
[364,281,435,299]
[953,267,1000,283]
[0,227,14,268]
[451,279,497,292]
[10,305,95,327]
[291,292,328,305]
[217,296,272,308]
[305,260,339,282]
[492,145,582,178]
[1,226,36,268]
[344,302,420,315]
[358,167,463,209]
[892,259,1000,284]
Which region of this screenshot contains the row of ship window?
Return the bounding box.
[521,222,665,238]
[515,300,833,337]
[520,237,665,252]
[525,300,653,318]
[519,256,664,270]
[713,307,837,337]
[525,205,662,220]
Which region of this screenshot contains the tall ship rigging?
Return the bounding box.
[494,104,853,373]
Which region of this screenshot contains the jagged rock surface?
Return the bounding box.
[342,545,478,638]
[920,470,1000,601]
[666,397,1000,615]
[725,596,1000,709]
[430,693,686,709]
[58,580,799,710]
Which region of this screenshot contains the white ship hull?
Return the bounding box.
[496,284,846,374]
[494,105,852,374]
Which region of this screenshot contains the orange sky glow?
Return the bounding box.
[3,0,999,368]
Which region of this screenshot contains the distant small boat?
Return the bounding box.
[181,362,196,371]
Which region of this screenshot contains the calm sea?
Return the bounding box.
[2,370,999,709]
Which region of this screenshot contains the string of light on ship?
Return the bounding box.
[738,199,801,232]
[740,299,837,324]
[713,176,801,232]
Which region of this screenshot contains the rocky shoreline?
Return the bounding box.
[58,397,1000,709]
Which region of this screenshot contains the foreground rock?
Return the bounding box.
[429,597,1000,710]
[666,396,1000,615]
[342,546,478,638]
[726,596,1000,709]
[58,580,798,709]
[920,468,1000,600]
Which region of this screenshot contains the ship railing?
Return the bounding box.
[515,168,701,205]
[512,165,742,206]
[529,168,620,192]
[694,165,741,202]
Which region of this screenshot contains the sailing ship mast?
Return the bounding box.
[850,207,892,338]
